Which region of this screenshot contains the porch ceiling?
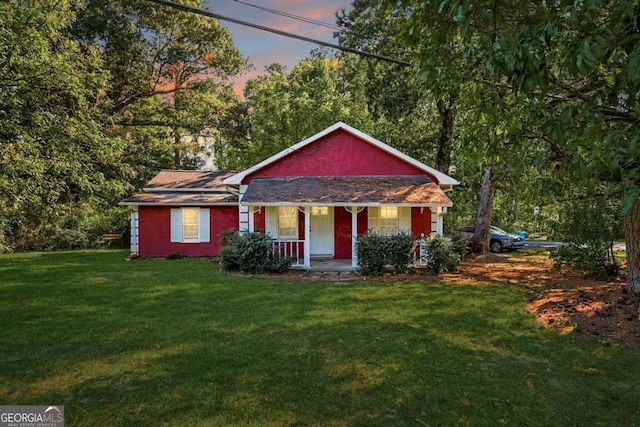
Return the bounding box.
[241,176,453,206]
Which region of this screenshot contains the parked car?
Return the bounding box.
[453,225,525,253]
[491,226,526,250]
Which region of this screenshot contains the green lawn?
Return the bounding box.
[1,250,639,426]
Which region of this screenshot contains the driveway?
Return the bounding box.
[525,241,566,249]
[525,241,626,251]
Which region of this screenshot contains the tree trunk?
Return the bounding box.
[472,166,496,255]
[625,196,640,295]
[435,92,457,173]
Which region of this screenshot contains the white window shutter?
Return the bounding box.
[199,208,210,243]
[170,209,182,242]
[399,207,411,233]
[368,207,379,233]
[265,206,278,238]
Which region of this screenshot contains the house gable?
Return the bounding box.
[247,128,425,181]
[223,122,459,187]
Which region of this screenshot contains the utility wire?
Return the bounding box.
[145,0,412,67]
[230,0,342,31]
[230,0,408,56]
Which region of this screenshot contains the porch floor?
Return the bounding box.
[292,259,357,272]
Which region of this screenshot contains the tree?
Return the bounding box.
[381,0,640,291]
[0,0,123,250]
[0,0,246,251]
[71,0,247,177]
[239,54,375,167]
[335,1,448,168]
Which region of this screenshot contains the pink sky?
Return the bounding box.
[206,0,351,95]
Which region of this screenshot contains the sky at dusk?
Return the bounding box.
[205,0,352,94]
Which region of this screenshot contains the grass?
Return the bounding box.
[1,250,639,426]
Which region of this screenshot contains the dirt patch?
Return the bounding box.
[440,252,640,352]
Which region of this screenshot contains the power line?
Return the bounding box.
[145,0,411,67]
[229,0,342,31]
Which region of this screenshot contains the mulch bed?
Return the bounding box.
[440,252,640,352]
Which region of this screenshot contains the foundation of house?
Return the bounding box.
[291,259,357,272]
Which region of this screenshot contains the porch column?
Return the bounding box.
[248,206,255,233]
[303,206,311,269]
[350,206,360,268]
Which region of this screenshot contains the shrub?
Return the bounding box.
[550,242,619,280]
[356,230,417,276]
[356,231,388,276]
[387,231,417,273]
[423,235,462,275]
[549,195,622,280]
[219,245,240,271]
[219,231,292,274]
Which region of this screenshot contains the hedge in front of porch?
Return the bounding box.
[220,231,292,274]
[356,231,416,275]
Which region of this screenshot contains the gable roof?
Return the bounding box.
[222,122,459,187]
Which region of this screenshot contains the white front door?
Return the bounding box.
[310,206,334,258]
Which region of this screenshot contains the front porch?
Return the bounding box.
[240,175,453,271]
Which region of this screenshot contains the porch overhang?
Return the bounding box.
[241,176,453,207]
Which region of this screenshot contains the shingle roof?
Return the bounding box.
[119,170,238,206]
[144,170,235,191]
[120,192,237,206]
[241,176,453,206]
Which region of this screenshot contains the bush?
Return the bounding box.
[219,231,292,274]
[422,235,462,275]
[356,231,388,276]
[219,245,240,271]
[550,242,619,280]
[387,231,417,273]
[356,231,416,276]
[548,195,622,280]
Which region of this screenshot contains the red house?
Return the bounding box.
[120,122,459,268]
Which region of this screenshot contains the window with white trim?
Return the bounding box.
[278,206,298,239]
[181,208,200,242]
[170,208,210,243]
[379,206,399,235]
[368,206,411,236]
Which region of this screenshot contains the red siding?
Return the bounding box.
[245,129,431,183]
[293,210,303,240]
[138,206,238,257]
[358,209,368,236]
[254,209,266,233]
[411,207,432,237]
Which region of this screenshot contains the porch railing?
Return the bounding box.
[271,237,429,270]
[271,239,304,267]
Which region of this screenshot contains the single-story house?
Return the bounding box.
[120,122,459,268]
